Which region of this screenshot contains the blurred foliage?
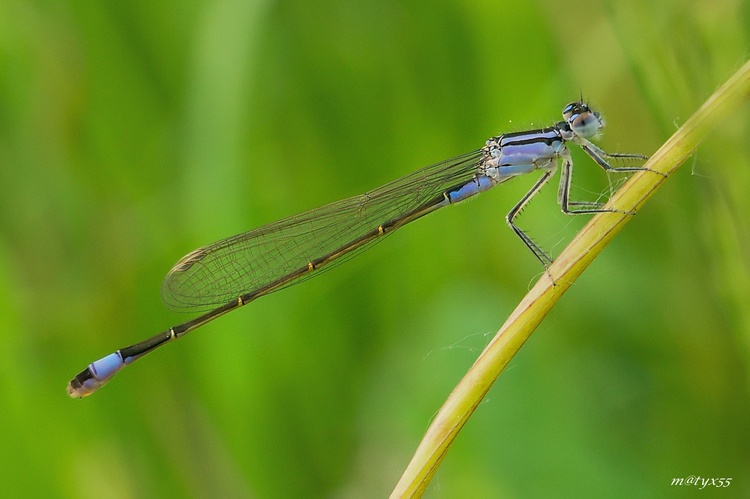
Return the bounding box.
[0,0,748,497]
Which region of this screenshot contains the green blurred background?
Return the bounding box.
[1,0,749,497]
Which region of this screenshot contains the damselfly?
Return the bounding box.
[68,101,655,397]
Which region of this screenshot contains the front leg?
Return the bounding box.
[578,139,665,176]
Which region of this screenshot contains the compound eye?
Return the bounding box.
[570,110,601,138]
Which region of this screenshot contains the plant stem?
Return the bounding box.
[391,58,750,499]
